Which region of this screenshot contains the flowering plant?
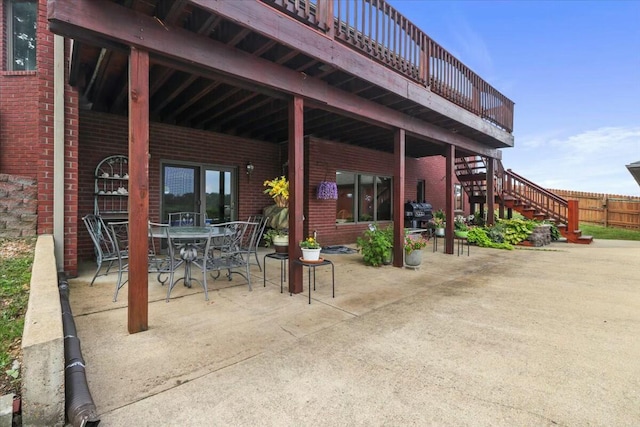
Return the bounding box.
[454,215,469,231]
[404,234,428,252]
[299,236,321,249]
[263,176,289,207]
[316,181,338,200]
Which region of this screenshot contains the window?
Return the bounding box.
[454,183,464,212]
[416,180,425,202]
[336,171,392,223]
[6,0,37,71]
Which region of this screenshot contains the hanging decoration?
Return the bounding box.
[316,181,338,200]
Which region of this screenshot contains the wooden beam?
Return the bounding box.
[128,47,150,333]
[288,96,304,294]
[194,0,513,147]
[47,0,503,158]
[445,146,455,254]
[393,129,406,268]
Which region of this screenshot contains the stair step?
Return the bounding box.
[456,173,487,182]
[576,235,594,244]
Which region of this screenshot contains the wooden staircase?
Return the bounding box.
[454,157,593,244]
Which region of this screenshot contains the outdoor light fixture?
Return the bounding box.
[246,162,254,176]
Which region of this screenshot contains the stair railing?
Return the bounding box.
[503,168,568,224]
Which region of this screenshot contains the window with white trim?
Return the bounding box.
[6,0,37,71]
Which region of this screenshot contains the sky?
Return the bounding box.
[388,0,640,196]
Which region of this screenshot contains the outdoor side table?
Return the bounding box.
[432,235,447,253]
[292,258,335,304]
[456,236,470,256]
[263,252,288,293]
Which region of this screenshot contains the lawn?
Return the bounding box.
[580,223,640,241]
[0,239,35,397]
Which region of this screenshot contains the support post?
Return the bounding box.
[445,145,455,254]
[128,47,149,333]
[288,96,304,294]
[486,157,495,225]
[393,129,405,267]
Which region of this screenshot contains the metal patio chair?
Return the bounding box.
[204,221,254,292]
[82,214,128,289]
[107,220,130,302]
[244,215,269,271]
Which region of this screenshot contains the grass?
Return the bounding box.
[580,223,640,241]
[0,239,35,396]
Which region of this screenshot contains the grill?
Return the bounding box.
[404,201,434,228]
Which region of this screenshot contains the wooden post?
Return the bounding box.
[393,129,405,268]
[568,200,580,235]
[317,0,334,38]
[486,157,495,225]
[445,145,454,254]
[128,47,149,334]
[288,96,304,294]
[603,196,608,228]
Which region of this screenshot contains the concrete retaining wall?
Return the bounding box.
[21,236,65,426]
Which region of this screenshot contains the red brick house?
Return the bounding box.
[2,0,515,330]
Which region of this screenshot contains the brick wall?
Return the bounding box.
[305,137,462,246]
[76,113,460,257]
[1,1,79,275]
[77,111,282,260]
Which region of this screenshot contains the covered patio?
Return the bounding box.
[46,0,514,333]
[66,240,640,425]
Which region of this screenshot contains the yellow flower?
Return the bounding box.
[299,236,320,249]
[264,176,290,207]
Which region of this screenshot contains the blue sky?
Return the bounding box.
[388,0,640,196]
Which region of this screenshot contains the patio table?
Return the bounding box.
[149,225,227,289]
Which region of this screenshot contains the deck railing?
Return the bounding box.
[261,0,514,133]
[503,168,568,225]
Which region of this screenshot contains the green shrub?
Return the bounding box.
[356,224,393,266]
[498,218,537,245]
[467,227,513,250]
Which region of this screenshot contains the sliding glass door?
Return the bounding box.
[162,163,237,224]
[205,168,234,223]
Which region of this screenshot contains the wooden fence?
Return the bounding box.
[548,189,640,230]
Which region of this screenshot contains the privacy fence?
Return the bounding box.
[548,189,640,230]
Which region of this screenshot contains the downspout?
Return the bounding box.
[54,35,65,271]
[58,274,100,427]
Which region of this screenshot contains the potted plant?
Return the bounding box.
[300,236,321,261]
[454,215,469,238]
[432,209,446,236]
[263,228,289,253]
[356,223,393,267]
[263,176,290,230]
[404,233,428,267]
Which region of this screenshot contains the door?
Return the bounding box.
[205,168,235,223]
[162,164,200,222]
[161,163,237,224]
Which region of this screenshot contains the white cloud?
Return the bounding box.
[503,126,640,196]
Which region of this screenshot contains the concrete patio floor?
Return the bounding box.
[68,239,640,426]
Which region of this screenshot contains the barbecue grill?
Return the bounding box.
[404,201,434,228]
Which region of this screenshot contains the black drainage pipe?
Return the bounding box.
[58,274,100,427]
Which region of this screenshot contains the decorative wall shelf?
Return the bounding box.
[94,155,129,219]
